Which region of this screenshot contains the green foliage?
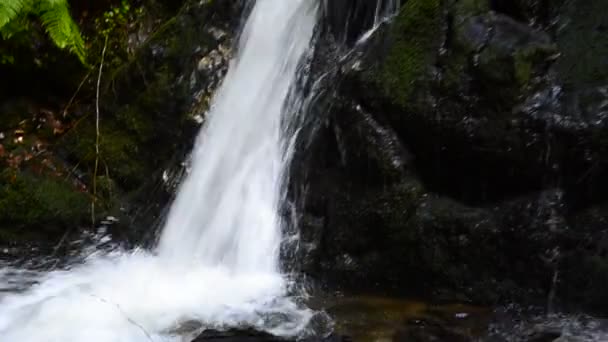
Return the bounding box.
[96,0,137,37]
[90,0,142,67]
[0,0,86,64]
[60,118,146,190]
[38,0,85,63]
[0,0,30,28]
[0,170,89,228]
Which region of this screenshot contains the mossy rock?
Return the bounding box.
[59,119,145,190]
[374,0,443,110]
[0,170,89,240]
[474,15,556,89]
[451,0,490,20]
[58,0,237,192]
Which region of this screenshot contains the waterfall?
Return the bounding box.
[157,0,318,272]
[0,1,319,341]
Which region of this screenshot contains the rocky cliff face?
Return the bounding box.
[295,0,608,314]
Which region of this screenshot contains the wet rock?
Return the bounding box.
[297,0,608,314]
[297,80,575,304]
[191,328,288,342]
[487,309,608,342]
[191,329,350,342]
[393,318,472,342]
[558,203,608,313]
[490,0,561,26]
[527,328,563,342]
[322,0,399,45]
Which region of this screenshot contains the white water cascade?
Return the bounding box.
[157,0,317,270]
[0,1,319,341]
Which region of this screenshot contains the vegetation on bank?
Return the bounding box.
[0,0,178,241]
[0,0,146,68]
[0,0,227,244]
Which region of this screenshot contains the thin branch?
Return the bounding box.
[62,70,92,118]
[104,161,112,200]
[47,227,73,270]
[63,159,83,182]
[92,35,109,226]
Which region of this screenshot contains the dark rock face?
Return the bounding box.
[191,329,349,342]
[486,308,608,341]
[295,0,608,314]
[191,329,288,342]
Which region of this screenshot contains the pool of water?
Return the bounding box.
[310,294,491,341]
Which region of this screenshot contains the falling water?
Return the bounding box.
[0,1,319,341]
[157,0,318,271]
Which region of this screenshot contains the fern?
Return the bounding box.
[37,0,86,64]
[0,0,33,28]
[0,0,86,64]
[0,12,29,39]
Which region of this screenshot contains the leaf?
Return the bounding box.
[0,0,34,29]
[0,0,87,64]
[37,0,87,64]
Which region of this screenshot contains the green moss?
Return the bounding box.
[65,0,222,197]
[513,44,557,88]
[513,53,532,87]
[94,175,119,211]
[0,170,89,229]
[60,119,144,189]
[452,0,489,21]
[378,0,442,108]
[115,104,154,141]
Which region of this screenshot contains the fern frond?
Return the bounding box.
[0,13,29,39]
[0,0,34,29]
[37,0,86,64]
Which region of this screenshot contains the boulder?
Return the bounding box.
[296,0,608,314]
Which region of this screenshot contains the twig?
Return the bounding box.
[104,162,112,200]
[52,228,71,253]
[63,159,83,182]
[547,268,559,315]
[89,294,154,341]
[62,71,92,118]
[92,35,109,226]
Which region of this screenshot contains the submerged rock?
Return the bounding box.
[191,329,289,342]
[191,328,349,342]
[393,318,472,342]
